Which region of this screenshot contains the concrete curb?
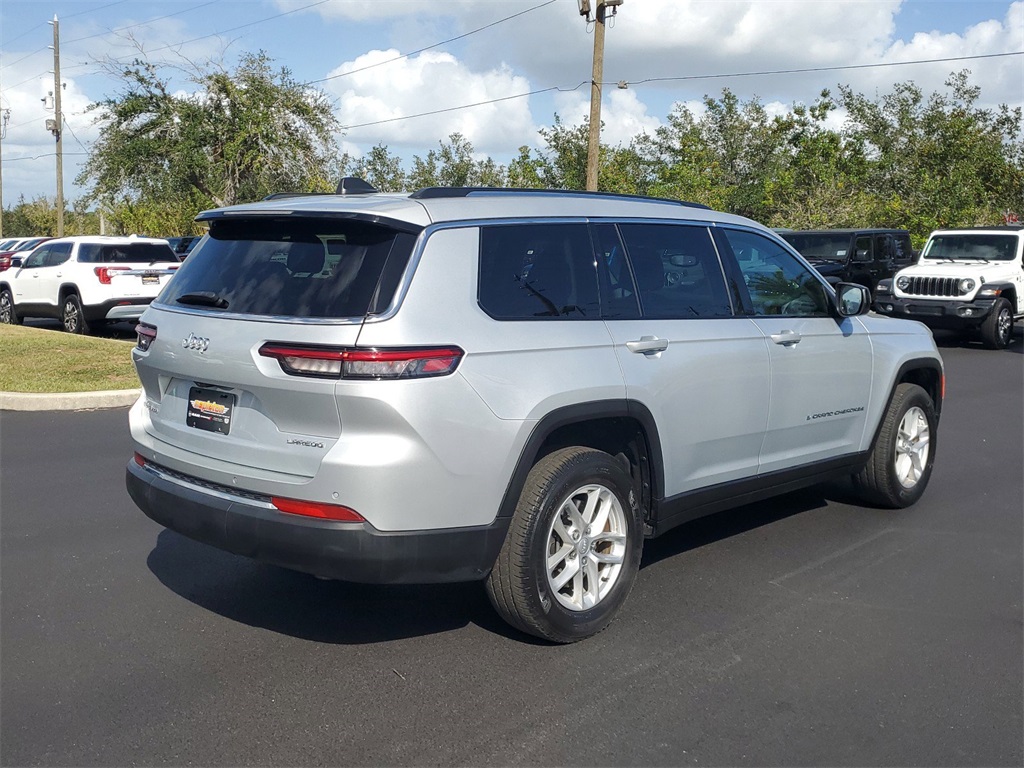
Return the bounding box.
[0,389,141,412]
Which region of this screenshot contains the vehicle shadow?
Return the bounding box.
[639,482,847,569]
[146,529,536,644]
[146,483,855,645]
[930,328,1023,354]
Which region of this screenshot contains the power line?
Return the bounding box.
[623,50,1024,87]
[1,46,50,74]
[62,1,221,45]
[304,0,558,86]
[0,0,130,48]
[340,82,588,131]
[4,152,89,163]
[342,49,1024,132]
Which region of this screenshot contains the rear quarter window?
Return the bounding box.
[158,218,416,319]
[78,242,179,264]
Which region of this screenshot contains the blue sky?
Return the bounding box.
[1,0,1021,206]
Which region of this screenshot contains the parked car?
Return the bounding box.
[165,236,201,258]
[0,235,180,333]
[779,229,914,298]
[125,180,943,642]
[0,237,53,272]
[875,226,1024,349]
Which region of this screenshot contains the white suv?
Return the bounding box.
[875,226,1024,348]
[125,183,944,642]
[0,236,181,334]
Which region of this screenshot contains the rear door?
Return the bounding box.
[714,228,873,473]
[134,216,417,479]
[600,222,770,495]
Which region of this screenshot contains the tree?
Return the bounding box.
[78,52,339,232]
[840,71,1024,238]
[350,143,407,192]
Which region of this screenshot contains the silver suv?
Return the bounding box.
[126,183,944,642]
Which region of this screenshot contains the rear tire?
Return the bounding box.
[852,383,936,508]
[979,297,1013,349]
[0,288,19,325]
[61,294,91,335]
[486,447,644,643]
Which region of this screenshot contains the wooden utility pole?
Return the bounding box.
[581,0,622,191]
[50,14,64,237]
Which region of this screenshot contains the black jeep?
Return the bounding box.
[780,229,914,298]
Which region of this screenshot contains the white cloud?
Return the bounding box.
[325,49,538,155]
[552,86,663,146]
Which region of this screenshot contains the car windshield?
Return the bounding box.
[157,217,416,319]
[779,233,851,261]
[922,234,1018,261]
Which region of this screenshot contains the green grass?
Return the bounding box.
[0,324,139,393]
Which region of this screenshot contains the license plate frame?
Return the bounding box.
[186,387,236,435]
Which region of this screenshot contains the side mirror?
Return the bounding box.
[835,282,871,316]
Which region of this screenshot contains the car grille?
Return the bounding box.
[901,276,964,297]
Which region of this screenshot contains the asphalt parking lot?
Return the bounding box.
[1,334,1021,767]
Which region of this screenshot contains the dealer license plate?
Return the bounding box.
[186,387,236,435]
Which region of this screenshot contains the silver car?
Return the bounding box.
[126,182,943,642]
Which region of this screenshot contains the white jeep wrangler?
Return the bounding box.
[874,226,1023,349]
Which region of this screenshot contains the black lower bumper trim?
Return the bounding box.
[126,461,509,584]
[873,296,994,328]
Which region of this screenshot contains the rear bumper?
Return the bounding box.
[126,459,509,584]
[84,297,152,322]
[873,295,995,328]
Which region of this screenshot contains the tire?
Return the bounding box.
[979,297,1013,349]
[486,447,644,643]
[0,288,19,325]
[852,383,936,509]
[61,294,91,335]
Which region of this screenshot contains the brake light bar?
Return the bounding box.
[95,266,131,284]
[258,344,464,380]
[271,497,364,522]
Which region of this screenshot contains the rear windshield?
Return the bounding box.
[779,233,851,261]
[922,234,1018,261]
[158,218,417,319]
[78,242,179,264]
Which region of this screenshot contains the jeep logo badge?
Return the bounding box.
[182,333,210,352]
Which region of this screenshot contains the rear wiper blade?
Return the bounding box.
[176,291,229,309]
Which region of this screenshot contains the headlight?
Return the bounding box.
[875,279,892,295]
[959,278,975,293]
[896,275,910,291]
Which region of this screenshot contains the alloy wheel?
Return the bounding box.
[545,483,628,612]
[894,406,930,489]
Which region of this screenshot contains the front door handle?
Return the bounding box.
[626,336,669,355]
[770,330,802,347]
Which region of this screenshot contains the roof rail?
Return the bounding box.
[408,186,712,210]
[262,192,325,201]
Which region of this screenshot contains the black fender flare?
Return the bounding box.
[494,399,665,521]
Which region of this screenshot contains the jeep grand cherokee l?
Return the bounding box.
[126,182,943,642]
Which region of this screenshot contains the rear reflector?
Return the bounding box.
[258,344,464,380]
[133,452,146,466]
[271,497,364,522]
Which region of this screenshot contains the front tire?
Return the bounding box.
[61,294,90,335]
[0,288,19,325]
[486,447,644,643]
[979,297,1013,349]
[852,383,936,508]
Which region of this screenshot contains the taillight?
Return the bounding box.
[95,266,130,284]
[135,322,157,351]
[271,497,364,522]
[258,344,464,380]
[0,255,10,272]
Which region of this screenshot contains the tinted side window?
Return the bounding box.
[23,247,49,268]
[617,224,732,319]
[720,229,830,317]
[47,242,73,266]
[478,223,599,319]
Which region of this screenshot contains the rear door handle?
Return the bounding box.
[626,336,669,355]
[770,330,802,347]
